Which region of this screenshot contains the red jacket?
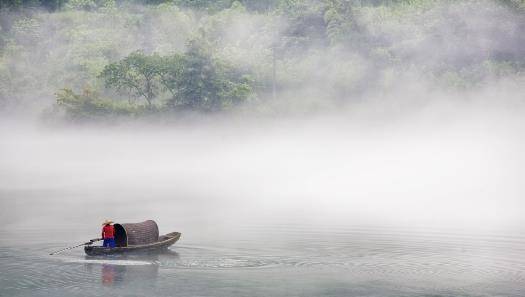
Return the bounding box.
[102,225,115,239]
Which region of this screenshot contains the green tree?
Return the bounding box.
[0,0,67,10]
[155,54,184,104]
[99,51,161,106]
[324,0,355,45]
[55,87,141,120]
[172,40,219,109]
[164,40,253,111]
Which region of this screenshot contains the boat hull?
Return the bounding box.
[85,232,181,256]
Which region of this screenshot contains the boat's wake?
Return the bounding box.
[64,258,156,266]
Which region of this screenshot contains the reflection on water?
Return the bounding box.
[97,262,158,286]
[83,251,178,286]
[101,264,123,285]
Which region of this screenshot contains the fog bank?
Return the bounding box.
[1,102,524,235]
[1,0,524,237]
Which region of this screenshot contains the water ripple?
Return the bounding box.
[1,228,524,296]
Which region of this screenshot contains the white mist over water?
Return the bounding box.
[1,2,525,296]
[1,101,524,236]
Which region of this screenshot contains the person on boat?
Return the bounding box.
[101,219,116,248]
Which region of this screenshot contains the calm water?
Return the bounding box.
[1,225,524,297]
[1,124,524,296]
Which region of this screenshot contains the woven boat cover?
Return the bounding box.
[114,220,159,247]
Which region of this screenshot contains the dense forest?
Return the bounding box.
[0,0,524,120]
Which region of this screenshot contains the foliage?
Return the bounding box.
[323,0,355,45]
[1,0,525,118]
[163,40,254,111]
[55,87,147,120]
[89,40,254,117]
[99,51,161,106]
[498,0,525,11]
[65,0,115,10]
[0,0,63,10]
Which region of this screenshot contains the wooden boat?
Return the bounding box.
[85,220,181,256]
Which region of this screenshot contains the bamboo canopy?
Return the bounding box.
[114,220,159,247]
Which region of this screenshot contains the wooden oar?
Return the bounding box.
[49,238,101,255]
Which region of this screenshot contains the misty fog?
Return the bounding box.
[1,1,525,296]
[2,102,524,236]
[1,0,525,236]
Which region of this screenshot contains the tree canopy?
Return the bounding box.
[1,0,524,119]
[57,39,255,118]
[99,51,161,106]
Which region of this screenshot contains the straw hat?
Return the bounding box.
[102,219,114,226]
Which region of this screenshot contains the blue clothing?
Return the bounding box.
[103,238,116,248]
